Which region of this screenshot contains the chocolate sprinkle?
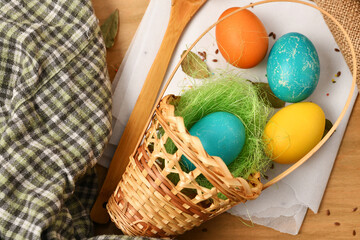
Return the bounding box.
[336,71,341,77]
[353,207,358,212]
[334,222,341,226]
[335,48,340,52]
[270,164,274,169]
[212,59,218,62]
[353,230,356,236]
[326,209,330,216]
[215,49,219,54]
[197,51,207,61]
[268,32,276,39]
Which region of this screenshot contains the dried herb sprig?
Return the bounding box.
[100,9,119,48]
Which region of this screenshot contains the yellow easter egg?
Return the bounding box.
[263,102,325,164]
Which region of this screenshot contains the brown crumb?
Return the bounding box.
[250,2,254,8]
[203,51,207,60]
[336,71,341,77]
[264,175,269,180]
[326,209,330,216]
[198,51,207,61]
[334,222,341,226]
[353,207,358,212]
[212,59,218,62]
[353,230,356,236]
[269,32,274,37]
[334,48,340,52]
[202,228,208,232]
[215,49,219,54]
[273,33,276,39]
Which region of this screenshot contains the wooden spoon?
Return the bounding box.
[91,0,207,224]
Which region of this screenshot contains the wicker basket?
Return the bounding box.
[107,0,357,237]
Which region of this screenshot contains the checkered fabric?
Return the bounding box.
[0,0,150,239]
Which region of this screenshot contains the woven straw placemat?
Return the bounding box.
[315,0,360,89]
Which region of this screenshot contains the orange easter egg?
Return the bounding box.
[215,8,269,69]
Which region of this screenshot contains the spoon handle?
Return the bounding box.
[91,0,207,224]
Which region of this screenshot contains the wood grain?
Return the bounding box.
[90,0,207,224]
[92,0,360,238]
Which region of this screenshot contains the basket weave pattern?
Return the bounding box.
[107,95,262,237]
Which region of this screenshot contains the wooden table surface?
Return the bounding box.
[91,0,360,239]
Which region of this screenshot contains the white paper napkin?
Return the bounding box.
[99,0,358,235]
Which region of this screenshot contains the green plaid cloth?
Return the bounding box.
[0,0,152,239]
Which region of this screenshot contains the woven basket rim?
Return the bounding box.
[156,94,263,200]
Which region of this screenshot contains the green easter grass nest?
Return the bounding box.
[164,72,272,190]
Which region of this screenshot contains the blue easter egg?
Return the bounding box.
[267,32,320,103]
[181,112,246,171]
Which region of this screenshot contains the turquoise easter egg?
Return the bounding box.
[267,32,320,103]
[181,112,246,171]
